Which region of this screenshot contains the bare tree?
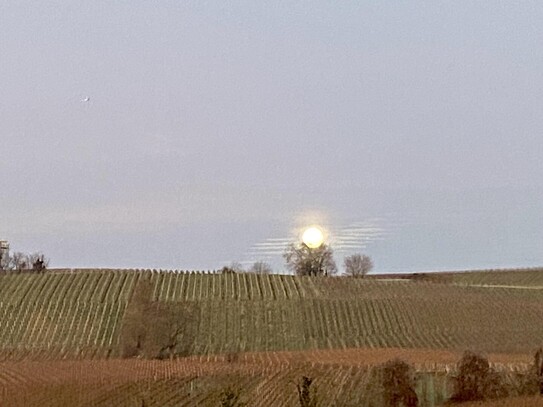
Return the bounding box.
[119,279,153,357]
[0,241,9,271]
[119,278,199,359]
[10,252,29,272]
[150,302,199,359]
[220,262,244,274]
[378,359,418,407]
[248,261,272,274]
[29,252,49,272]
[296,376,318,407]
[0,251,8,271]
[343,254,373,277]
[0,243,49,273]
[284,243,337,276]
[451,351,508,402]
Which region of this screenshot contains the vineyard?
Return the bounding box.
[0,357,428,406]
[1,269,542,359]
[450,267,543,288]
[0,348,535,407]
[0,268,542,405]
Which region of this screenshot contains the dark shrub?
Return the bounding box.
[451,351,508,402]
[119,279,199,359]
[379,359,418,407]
[296,376,317,407]
[219,386,246,407]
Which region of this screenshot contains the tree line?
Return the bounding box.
[217,350,543,406]
[0,247,49,273]
[223,242,373,277]
[1,238,370,277]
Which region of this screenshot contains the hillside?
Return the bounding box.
[1,269,542,360]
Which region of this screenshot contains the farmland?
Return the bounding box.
[0,348,534,407]
[0,268,542,405]
[450,268,543,288]
[1,269,543,358]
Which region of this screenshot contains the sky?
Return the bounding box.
[1,1,543,272]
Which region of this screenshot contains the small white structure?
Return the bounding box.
[0,240,9,269]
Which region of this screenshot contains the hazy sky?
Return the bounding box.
[2,2,543,271]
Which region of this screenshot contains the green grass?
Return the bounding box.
[1,269,542,359]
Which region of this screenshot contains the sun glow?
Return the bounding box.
[302,226,325,249]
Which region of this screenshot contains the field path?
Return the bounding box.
[455,283,543,290]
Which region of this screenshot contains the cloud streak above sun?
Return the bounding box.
[243,217,393,267]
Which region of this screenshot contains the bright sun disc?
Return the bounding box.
[302,227,324,248]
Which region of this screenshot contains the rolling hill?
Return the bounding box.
[0,268,542,405]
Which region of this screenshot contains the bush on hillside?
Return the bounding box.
[496,348,543,397]
[119,279,199,359]
[296,376,318,407]
[377,359,418,407]
[450,351,509,402]
[220,262,245,274]
[219,386,246,407]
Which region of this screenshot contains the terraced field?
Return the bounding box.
[1,269,543,360]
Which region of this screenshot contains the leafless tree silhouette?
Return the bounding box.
[284,243,337,276]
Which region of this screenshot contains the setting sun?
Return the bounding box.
[302,226,325,249]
